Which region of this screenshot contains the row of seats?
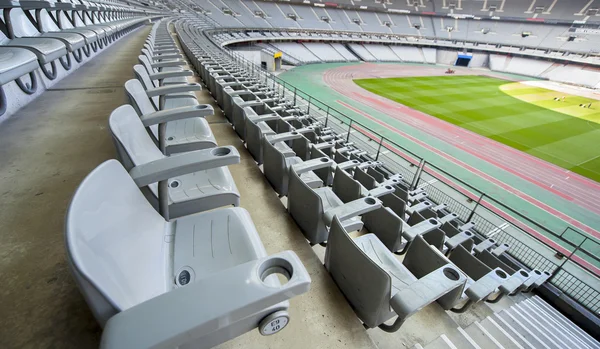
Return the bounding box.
[201,0,599,23]
[199,0,600,54]
[175,15,554,333]
[0,0,164,121]
[210,26,600,63]
[64,19,311,348]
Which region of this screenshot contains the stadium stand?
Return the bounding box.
[2,0,600,348]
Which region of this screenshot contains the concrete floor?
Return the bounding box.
[0,24,515,349]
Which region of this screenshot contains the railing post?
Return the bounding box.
[375,137,384,161]
[467,193,484,222]
[307,95,311,114]
[293,87,297,106]
[325,106,330,127]
[550,237,586,279]
[346,120,353,142]
[409,160,425,191]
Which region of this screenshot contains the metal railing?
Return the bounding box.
[177,16,600,317]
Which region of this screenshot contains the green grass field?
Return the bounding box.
[354,75,600,182]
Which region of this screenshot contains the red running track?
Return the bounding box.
[322,63,600,238]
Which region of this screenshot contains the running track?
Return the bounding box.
[322,63,600,239]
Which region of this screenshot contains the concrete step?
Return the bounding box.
[423,335,458,349]
[479,317,525,349]
[528,296,600,349]
[523,300,597,349]
[411,343,425,349]
[494,311,547,349]
[444,327,481,349]
[516,302,588,349]
[507,306,562,349]
[464,321,504,349]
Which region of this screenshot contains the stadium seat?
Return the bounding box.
[109,104,240,219]
[324,217,467,332]
[287,158,382,244]
[124,78,218,154]
[65,159,311,348]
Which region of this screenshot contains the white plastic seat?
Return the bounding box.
[0,47,39,85]
[124,78,217,154]
[109,104,240,219]
[65,159,311,348]
[324,217,467,332]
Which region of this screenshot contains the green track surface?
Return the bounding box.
[354,75,600,182]
[278,63,600,256]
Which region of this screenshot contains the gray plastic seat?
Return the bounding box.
[65,159,311,348]
[243,106,295,164]
[109,104,240,219]
[0,46,39,85]
[325,217,467,332]
[287,158,383,244]
[262,133,323,197]
[447,245,511,308]
[477,249,538,294]
[133,64,197,110]
[124,78,218,154]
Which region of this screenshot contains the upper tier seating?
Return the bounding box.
[0,0,161,121]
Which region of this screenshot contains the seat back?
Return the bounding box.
[108,104,164,170]
[124,79,157,116]
[310,146,332,185]
[367,167,386,183]
[332,167,362,203]
[441,221,461,238]
[133,64,160,109]
[449,245,492,281]
[354,167,378,190]
[403,235,466,310]
[362,206,403,253]
[262,137,287,196]
[477,250,517,275]
[324,216,392,328]
[287,167,326,244]
[379,193,406,219]
[407,211,426,226]
[65,160,169,326]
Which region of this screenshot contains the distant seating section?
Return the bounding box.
[64,19,312,347]
[197,0,600,55]
[0,0,164,121]
[174,14,554,333]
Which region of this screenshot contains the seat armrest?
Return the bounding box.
[444,231,475,250]
[248,114,281,123]
[292,157,335,175]
[149,70,194,81]
[390,265,466,322]
[357,161,382,170]
[151,60,186,68]
[367,185,395,198]
[130,146,240,187]
[151,47,178,54]
[151,53,182,61]
[465,268,508,303]
[335,160,361,171]
[266,131,304,144]
[140,105,215,126]
[403,218,441,241]
[323,197,382,226]
[145,83,201,98]
[100,251,311,349]
[313,142,335,151]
